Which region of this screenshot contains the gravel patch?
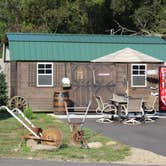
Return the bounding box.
[115,147,166,165]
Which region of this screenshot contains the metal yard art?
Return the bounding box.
[64,100,92,148]
[0,106,63,147]
[0,98,92,148]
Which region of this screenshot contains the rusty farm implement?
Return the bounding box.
[0,106,63,147]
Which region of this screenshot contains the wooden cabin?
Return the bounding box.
[2,33,166,113]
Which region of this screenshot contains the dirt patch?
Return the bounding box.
[115,147,166,165]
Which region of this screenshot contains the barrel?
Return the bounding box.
[53,90,69,114]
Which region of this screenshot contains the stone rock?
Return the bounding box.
[26,139,58,151]
[31,144,58,152]
[105,141,117,146]
[27,139,38,148]
[87,142,103,149]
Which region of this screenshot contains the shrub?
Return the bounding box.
[20,140,31,152]
[0,72,8,106]
[23,107,35,119]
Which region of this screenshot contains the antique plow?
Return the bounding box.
[64,100,92,147]
[0,106,63,147]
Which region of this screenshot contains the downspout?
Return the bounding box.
[1,43,11,98]
[64,63,67,77]
[0,44,5,72]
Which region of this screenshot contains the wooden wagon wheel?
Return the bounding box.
[9,96,28,111]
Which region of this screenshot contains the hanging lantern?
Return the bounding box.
[62,77,71,88]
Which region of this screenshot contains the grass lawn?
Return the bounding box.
[0,110,130,162]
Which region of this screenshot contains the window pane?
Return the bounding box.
[140,70,145,75]
[133,70,138,75]
[38,75,52,86]
[38,64,44,68]
[46,70,52,74]
[140,65,145,69]
[133,65,138,69]
[38,70,45,74]
[46,64,52,68]
[133,76,145,86]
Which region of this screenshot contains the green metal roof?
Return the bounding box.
[6,33,166,61]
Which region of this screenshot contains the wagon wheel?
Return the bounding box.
[41,126,63,147]
[9,96,28,111]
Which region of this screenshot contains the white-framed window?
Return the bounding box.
[131,64,147,87]
[37,63,53,87]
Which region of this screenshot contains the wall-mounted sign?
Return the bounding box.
[147,70,158,75]
[98,73,110,76]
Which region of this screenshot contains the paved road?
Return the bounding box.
[0,158,155,166]
[85,118,166,156]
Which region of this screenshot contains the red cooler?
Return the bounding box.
[159,66,166,111]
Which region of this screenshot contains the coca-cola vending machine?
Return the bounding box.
[159,66,166,111]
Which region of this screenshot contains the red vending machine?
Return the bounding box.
[159,66,166,111]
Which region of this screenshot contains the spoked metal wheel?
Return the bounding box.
[41,126,63,147]
[9,96,28,111]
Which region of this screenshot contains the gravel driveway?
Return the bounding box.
[85,118,166,156]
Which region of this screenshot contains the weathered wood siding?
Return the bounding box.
[13,62,161,112]
[10,62,17,97]
[15,62,71,112]
[129,63,161,99]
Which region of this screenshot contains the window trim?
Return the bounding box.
[37,62,54,87]
[131,64,147,87]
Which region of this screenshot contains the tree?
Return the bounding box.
[106,0,140,35]
[155,1,166,34]
[0,72,8,106]
[132,0,164,35]
[132,6,156,34]
[110,0,135,14]
[0,0,165,40]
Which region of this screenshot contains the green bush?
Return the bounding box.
[23,107,35,119]
[0,72,8,106]
[20,140,31,152]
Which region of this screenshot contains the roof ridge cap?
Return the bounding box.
[6,32,163,38]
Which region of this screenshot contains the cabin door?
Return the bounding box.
[70,63,116,109]
[92,63,116,101]
[70,63,93,107]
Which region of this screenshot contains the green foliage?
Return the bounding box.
[110,0,134,15]
[23,107,35,119]
[133,6,156,30]
[20,141,31,152]
[0,0,165,41]
[0,72,8,106]
[65,2,88,33]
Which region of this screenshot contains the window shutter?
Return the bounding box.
[28,63,36,87]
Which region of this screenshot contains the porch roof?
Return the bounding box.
[6,33,166,62]
[92,48,163,63]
